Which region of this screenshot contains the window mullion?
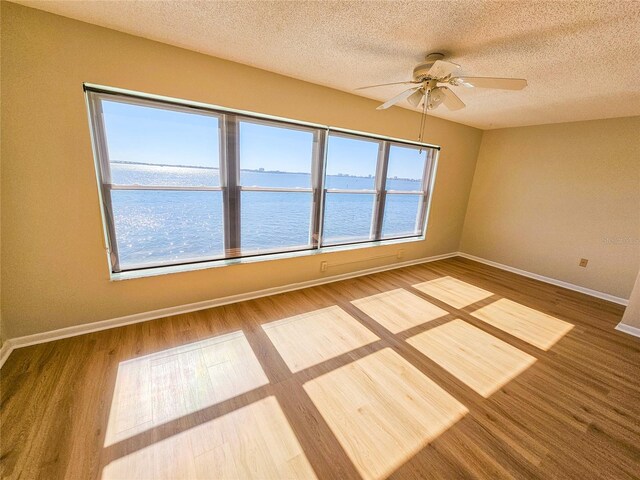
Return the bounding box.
[371,141,390,240]
[311,128,328,249]
[223,114,241,257]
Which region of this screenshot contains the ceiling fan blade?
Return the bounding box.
[453,77,528,90]
[440,87,465,110]
[356,81,417,90]
[407,88,424,107]
[427,60,460,79]
[376,87,420,110]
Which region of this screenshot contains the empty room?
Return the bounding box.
[1,1,639,478]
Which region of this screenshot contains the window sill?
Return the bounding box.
[110,235,426,281]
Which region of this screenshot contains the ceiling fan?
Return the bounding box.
[357,52,527,142]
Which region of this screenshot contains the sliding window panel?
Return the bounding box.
[322,134,381,246]
[111,190,225,270]
[241,191,313,254]
[322,193,376,245]
[385,145,426,192]
[238,120,314,188]
[381,193,422,238]
[101,100,221,187]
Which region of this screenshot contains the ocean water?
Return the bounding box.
[110,163,423,269]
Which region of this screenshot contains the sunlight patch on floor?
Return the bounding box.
[412,276,494,309]
[103,331,269,447]
[262,305,379,372]
[304,348,468,480]
[471,298,574,350]
[408,319,537,397]
[102,396,317,480]
[351,288,449,333]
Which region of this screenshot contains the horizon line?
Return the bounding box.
[110,160,421,181]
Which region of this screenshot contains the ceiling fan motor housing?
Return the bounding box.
[412,52,445,81]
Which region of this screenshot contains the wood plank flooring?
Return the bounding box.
[1,257,639,479]
[407,319,536,398]
[413,275,494,309]
[470,298,575,350]
[304,348,468,480]
[262,305,379,373]
[350,288,449,333]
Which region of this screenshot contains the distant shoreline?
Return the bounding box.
[110,160,419,182]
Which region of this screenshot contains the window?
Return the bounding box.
[238,120,316,255]
[323,134,379,245]
[382,145,429,239]
[86,86,439,274]
[97,99,224,271]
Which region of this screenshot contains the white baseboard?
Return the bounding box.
[457,252,629,306]
[0,252,457,368]
[2,250,631,369]
[615,323,640,338]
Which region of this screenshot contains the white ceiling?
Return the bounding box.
[15,0,640,129]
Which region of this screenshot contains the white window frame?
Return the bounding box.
[234,116,322,256]
[84,84,440,278]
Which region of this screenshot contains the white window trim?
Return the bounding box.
[84,83,441,280]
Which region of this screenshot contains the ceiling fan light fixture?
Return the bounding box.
[407,88,424,107]
[429,87,446,108]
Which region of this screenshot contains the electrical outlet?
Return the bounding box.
[397,249,404,259]
[579,258,588,267]
[320,261,328,272]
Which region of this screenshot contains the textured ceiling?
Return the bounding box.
[14,0,640,129]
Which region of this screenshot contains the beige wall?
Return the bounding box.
[1,3,482,338]
[461,116,640,299]
[620,271,640,328]
[0,2,3,348]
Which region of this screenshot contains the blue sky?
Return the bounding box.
[102,100,425,179]
[239,121,313,173]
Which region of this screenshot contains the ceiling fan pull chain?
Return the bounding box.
[418,90,429,151]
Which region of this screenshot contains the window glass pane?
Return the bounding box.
[111,191,224,269]
[322,193,375,245]
[382,194,422,238]
[385,145,426,191]
[102,100,220,187]
[241,191,312,253]
[325,135,379,190]
[239,121,313,188]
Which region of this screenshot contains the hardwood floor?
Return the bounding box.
[1,257,639,479]
[350,288,448,334]
[407,319,536,398]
